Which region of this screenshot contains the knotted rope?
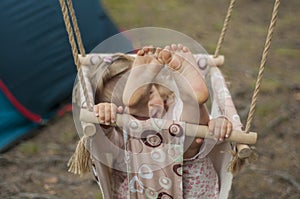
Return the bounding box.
[59,0,94,174]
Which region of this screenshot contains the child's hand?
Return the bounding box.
[93,103,123,125]
[208,117,232,141]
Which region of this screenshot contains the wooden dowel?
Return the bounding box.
[79,109,257,145]
[79,53,225,67]
[81,121,96,137]
[237,144,253,159]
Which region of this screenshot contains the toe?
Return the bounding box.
[148,46,154,54]
[145,45,154,54]
[137,49,145,56]
[155,47,162,56]
[177,44,183,51]
[164,45,171,51]
[159,48,172,64]
[142,46,149,54]
[182,46,189,53]
[169,55,181,69]
[171,44,177,51]
[155,47,163,63]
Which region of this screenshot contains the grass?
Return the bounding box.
[18,141,39,155]
[260,77,282,93]
[275,48,300,59]
[95,192,103,199]
[59,129,76,144]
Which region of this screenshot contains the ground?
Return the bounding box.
[1,0,299,198]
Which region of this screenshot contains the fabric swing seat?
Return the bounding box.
[71,52,250,198]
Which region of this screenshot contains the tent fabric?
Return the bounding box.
[0,91,38,151]
[0,0,121,152]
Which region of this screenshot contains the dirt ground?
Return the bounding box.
[1,0,299,198]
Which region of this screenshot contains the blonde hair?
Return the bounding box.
[94,54,133,105]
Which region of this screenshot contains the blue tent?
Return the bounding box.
[0,0,120,152]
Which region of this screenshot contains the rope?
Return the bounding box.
[66,0,86,56]
[59,0,92,111]
[214,0,236,58]
[245,0,280,133]
[59,0,80,68]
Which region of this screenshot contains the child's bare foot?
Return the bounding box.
[159,44,209,104]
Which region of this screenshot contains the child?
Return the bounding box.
[92,45,233,198]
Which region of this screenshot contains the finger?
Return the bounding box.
[218,120,227,141]
[93,105,99,117]
[225,122,232,138]
[98,104,105,124]
[104,104,111,125]
[208,120,215,136]
[195,138,203,144]
[212,121,221,139]
[110,104,117,123]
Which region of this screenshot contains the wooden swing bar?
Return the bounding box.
[80,109,257,145]
[78,53,225,67]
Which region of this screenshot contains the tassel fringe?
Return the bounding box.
[67,136,91,175]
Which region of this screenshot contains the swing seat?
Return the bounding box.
[71,52,256,198]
